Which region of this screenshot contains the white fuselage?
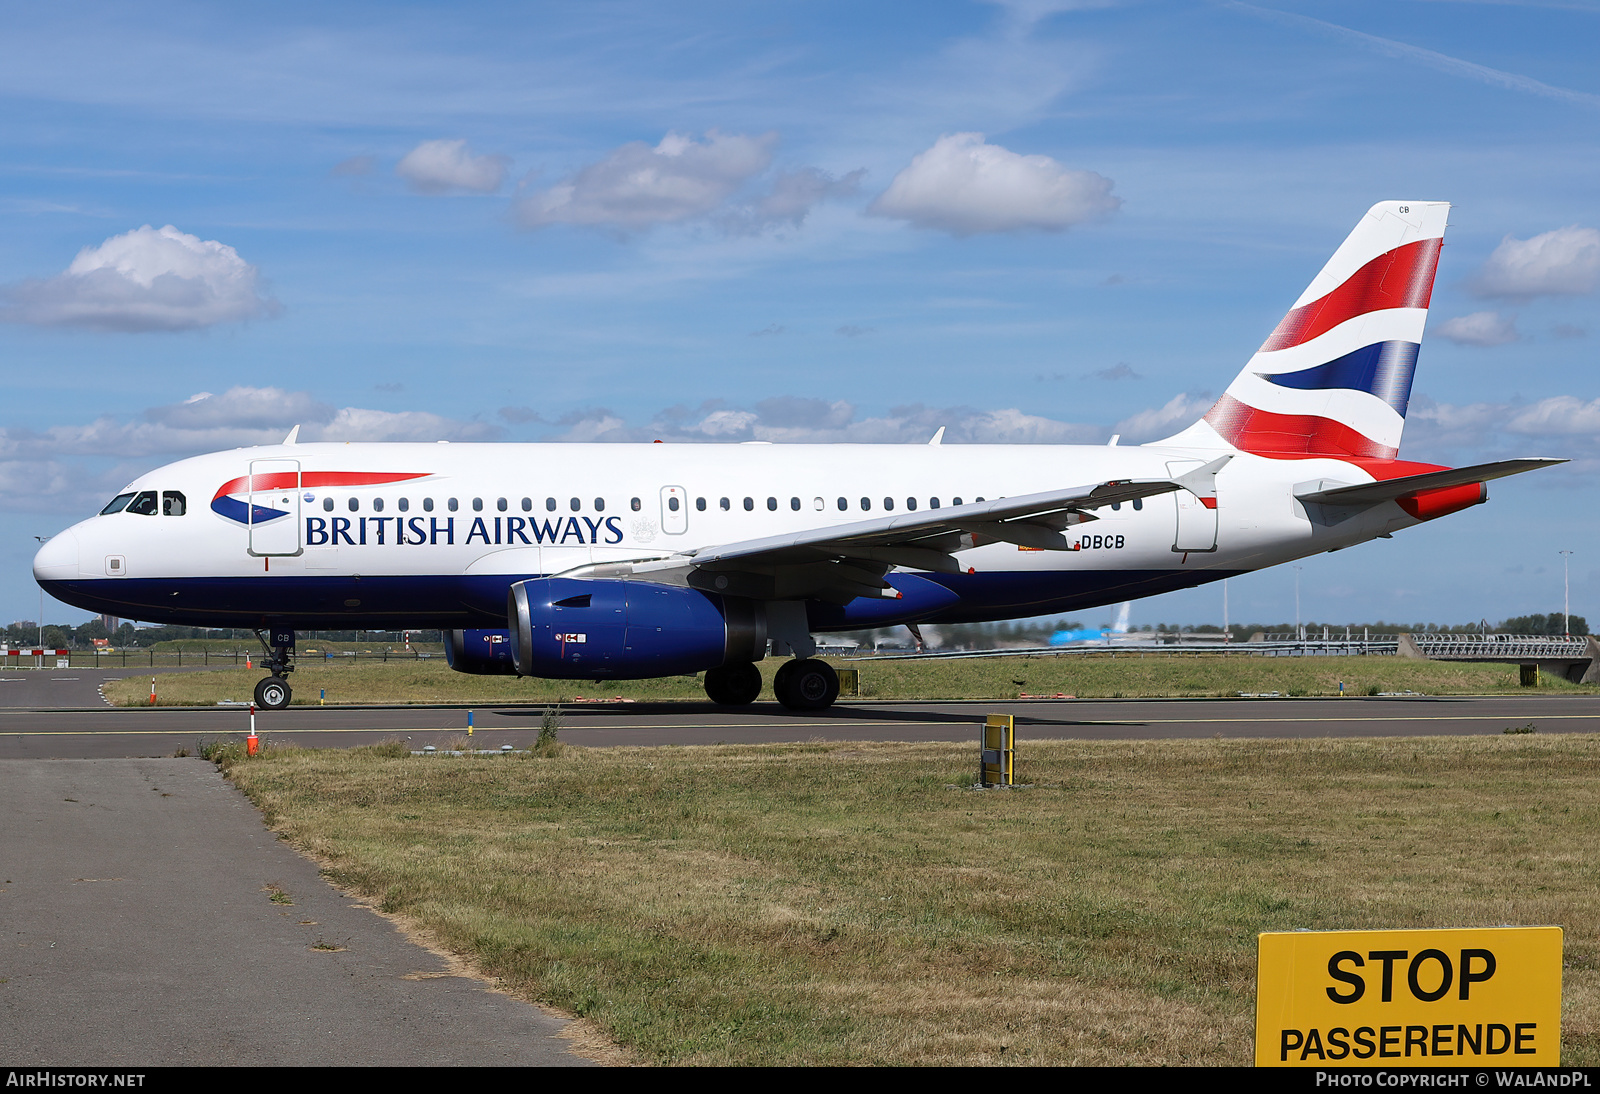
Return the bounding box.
[33,440,1425,632]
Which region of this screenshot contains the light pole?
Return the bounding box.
[32,536,49,646]
[1293,565,1303,640]
[1560,550,1573,635]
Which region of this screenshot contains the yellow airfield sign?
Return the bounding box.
[1256,927,1562,1067]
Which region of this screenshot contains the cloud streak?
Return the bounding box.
[1229,2,1600,111]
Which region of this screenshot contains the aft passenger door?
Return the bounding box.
[247,459,302,557]
[1165,460,1218,553]
[660,485,688,535]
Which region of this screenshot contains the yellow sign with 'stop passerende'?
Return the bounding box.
[1256,926,1562,1067]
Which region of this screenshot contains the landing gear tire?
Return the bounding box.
[254,676,292,710]
[704,662,763,706]
[773,658,839,712]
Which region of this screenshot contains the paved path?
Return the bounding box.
[0,758,594,1066]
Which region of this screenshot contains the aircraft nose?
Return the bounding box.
[32,529,80,582]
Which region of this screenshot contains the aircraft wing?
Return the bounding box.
[1295,458,1566,506]
[560,457,1231,604]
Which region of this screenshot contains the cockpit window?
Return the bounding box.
[101,493,135,515]
[125,491,159,516]
[162,491,187,517]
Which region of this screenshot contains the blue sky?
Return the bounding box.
[2,0,1597,630]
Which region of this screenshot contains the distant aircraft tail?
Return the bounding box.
[1111,601,1130,635]
[1158,201,1449,459]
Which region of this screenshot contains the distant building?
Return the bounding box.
[100,614,120,631]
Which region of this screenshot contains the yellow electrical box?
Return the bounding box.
[981,714,1014,787]
[1256,926,1562,1067]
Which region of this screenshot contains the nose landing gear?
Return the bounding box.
[252,627,296,710]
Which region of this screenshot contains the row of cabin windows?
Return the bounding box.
[101,491,186,516]
[102,488,1144,520]
[315,494,1147,514]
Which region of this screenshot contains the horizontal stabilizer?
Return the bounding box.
[1296,458,1566,506]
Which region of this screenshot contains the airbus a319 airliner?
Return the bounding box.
[33,202,1561,711]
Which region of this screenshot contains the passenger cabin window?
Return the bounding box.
[323,497,334,512]
[448,498,459,512]
[837,497,847,511]
[521,497,532,512]
[126,491,159,516]
[720,497,730,511]
[930,497,940,509]
[1133,498,1143,511]
[631,497,641,511]
[883,497,895,511]
[743,497,754,511]
[696,497,706,511]
[348,497,359,512]
[569,497,580,512]
[906,498,917,511]
[860,497,871,510]
[668,496,680,512]
[952,497,963,506]
[497,498,507,512]
[423,498,433,512]
[766,497,777,511]
[399,498,410,512]
[100,493,135,515]
[546,498,557,511]
[789,497,800,511]
[595,497,605,512]
[472,498,483,512]
[162,492,186,516]
[373,498,384,512]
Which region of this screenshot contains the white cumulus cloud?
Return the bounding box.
[395,138,509,194]
[1472,225,1600,299]
[0,225,280,332]
[1434,311,1520,347]
[517,130,777,231]
[1112,393,1213,442]
[868,132,1119,235]
[1504,396,1600,436]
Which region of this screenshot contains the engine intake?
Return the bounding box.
[507,578,766,679]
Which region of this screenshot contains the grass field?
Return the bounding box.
[221,734,1600,1066]
[104,652,1599,706]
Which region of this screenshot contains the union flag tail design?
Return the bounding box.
[1159,201,1449,459]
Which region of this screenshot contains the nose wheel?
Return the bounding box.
[252,627,297,711]
[254,676,292,710]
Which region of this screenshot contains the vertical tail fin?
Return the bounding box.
[1157,201,1450,459]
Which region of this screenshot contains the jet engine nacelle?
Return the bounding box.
[507,577,767,680]
[445,628,520,675]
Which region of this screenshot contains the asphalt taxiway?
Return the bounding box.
[1,666,1596,759]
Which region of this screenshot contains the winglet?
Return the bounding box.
[283,425,301,445]
[928,426,946,446]
[1174,454,1232,506]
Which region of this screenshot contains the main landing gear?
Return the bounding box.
[701,658,841,711]
[252,627,296,710]
[703,662,763,706]
[773,658,839,712]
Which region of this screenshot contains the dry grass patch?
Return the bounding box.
[221,734,1600,1065]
